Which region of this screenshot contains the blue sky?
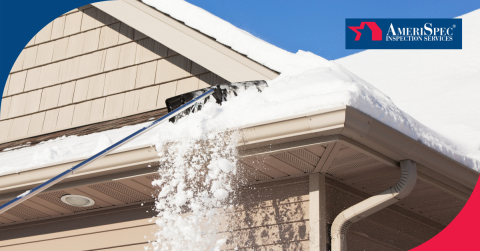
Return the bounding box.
[1,0,479,104]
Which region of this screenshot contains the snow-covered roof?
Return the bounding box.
[336,9,480,171]
[0,1,478,175]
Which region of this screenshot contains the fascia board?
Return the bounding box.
[92,0,279,82]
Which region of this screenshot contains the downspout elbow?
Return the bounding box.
[331,160,417,251]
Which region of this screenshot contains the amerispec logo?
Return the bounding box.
[345,19,462,49]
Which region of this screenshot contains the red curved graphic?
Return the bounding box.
[411,175,480,250]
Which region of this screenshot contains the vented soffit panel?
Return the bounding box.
[91,0,279,82]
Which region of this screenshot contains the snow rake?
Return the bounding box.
[0,80,268,215]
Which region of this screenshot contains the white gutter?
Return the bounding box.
[331,160,417,251]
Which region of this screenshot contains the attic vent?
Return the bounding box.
[89,184,137,204]
[328,153,379,175]
[274,152,315,173]
[290,149,320,166]
[103,182,152,201]
[5,204,49,220]
[353,174,401,193]
[239,164,271,181]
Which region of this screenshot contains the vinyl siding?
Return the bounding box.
[0,6,225,143]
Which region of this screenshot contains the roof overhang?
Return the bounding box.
[239,106,478,190]
[0,106,476,200]
[91,0,279,82]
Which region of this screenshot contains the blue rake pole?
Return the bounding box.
[0,89,215,215]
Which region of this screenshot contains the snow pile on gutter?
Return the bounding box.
[1,58,478,174]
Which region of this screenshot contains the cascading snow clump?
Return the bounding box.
[149,130,241,251]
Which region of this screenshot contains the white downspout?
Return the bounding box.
[331,160,417,251]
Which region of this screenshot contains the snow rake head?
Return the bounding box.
[165,80,268,122]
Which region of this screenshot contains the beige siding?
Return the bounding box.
[104,93,125,119]
[8,71,27,96]
[122,90,141,115]
[0,6,222,143]
[87,74,106,99]
[98,23,120,49]
[135,61,156,88]
[89,98,106,121]
[28,112,45,135]
[176,77,199,95]
[24,68,42,92]
[56,105,75,129]
[58,57,80,83]
[42,109,59,132]
[103,66,137,95]
[10,50,25,72]
[38,62,61,88]
[64,11,83,36]
[34,22,53,44]
[103,46,121,71]
[83,28,101,53]
[58,81,76,106]
[156,81,177,109]
[118,42,137,68]
[0,178,308,251]
[137,85,159,112]
[81,7,101,31]
[24,90,43,114]
[72,101,92,125]
[52,37,69,61]
[135,38,168,64]
[8,93,27,118]
[0,97,11,120]
[155,55,191,83]
[35,42,55,66]
[9,116,31,139]
[66,33,86,58]
[73,78,90,103]
[77,50,105,78]
[0,120,13,142]
[22,46,38,69]
[3,75,11,97]
[39,85,61,110]
[50,16,66,40]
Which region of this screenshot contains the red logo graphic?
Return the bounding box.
[348,22,382,41]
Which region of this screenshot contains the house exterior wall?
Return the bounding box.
[0,174,447,251]
[0,6,227,144]
[0,177,310,251]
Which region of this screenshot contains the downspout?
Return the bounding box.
[331,159,417,251]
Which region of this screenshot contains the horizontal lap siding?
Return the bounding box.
[0,6,228,143]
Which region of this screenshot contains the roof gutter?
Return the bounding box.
[330,160,417,251]
[238,106,477,190]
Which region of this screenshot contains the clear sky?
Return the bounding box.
[186,0,479,60]
[1,0,479,105]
